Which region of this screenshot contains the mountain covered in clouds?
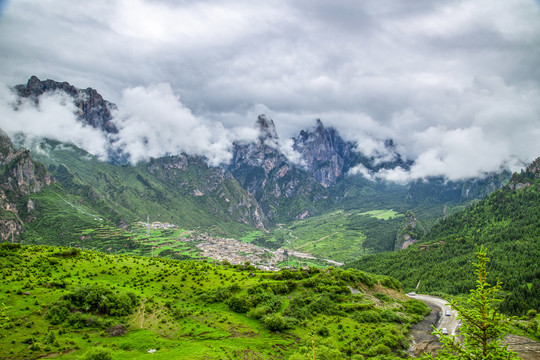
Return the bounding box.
[1,76,515,246]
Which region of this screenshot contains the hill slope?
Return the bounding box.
[0,243,429,359]
[346,159,540,315]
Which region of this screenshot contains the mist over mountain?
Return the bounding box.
[3,76,531,187]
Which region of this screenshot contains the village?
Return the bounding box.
[136,221,343,270]
[189,234,343,271]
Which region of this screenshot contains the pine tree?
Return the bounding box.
[425,245,519,359]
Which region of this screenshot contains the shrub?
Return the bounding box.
[46,302,70,325]
[353,310,382,323]
[226,294,251,313]
[83,348,112,360]
[64,285,137,316]
[263,314,287,331]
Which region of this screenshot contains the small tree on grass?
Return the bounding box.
[425,245,519,360]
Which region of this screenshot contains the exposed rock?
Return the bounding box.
[229,115,327,222]
[293,119,357,187]
[15,76,117,134]
[395,211,425,250]
[0,130,54,240]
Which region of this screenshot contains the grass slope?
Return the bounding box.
[347,177,540,316]
[0,243,429,359]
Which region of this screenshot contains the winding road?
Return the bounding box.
[408,294,460,335]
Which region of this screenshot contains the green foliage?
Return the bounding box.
[263,313,288,331]
[83,348,113,360]
[0,244,425,359]
[424,246,519,359]
[348,180,540,315]
[65,284,138,316]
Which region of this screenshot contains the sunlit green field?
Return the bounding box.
[0,243,429,359]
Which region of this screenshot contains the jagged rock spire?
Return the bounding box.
[255,114,278,141]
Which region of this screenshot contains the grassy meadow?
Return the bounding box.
[0,243,430,359]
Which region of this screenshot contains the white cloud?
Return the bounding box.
[0,83,109,158]
[0,0,539,181]
[112,83,254,166]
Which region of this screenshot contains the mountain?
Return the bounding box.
[2,76,514,259]
[15,75,117,134]
[0,130,53,241]
[346,157,540,315]
[228,115,329,222]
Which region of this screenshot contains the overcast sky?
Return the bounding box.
[0,0,539,181]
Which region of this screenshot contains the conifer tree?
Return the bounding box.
[425,245,518,359]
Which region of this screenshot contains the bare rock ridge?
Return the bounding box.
[0,130,53,241]
[293,118,358,187]
[14,75,117,134]
[256,114,279,142]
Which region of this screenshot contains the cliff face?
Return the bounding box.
[293,119,358,187]
[229,115,327,221]
[146,155,268,230]
[15,76,117,134]
[0,130,53,241]
[395,211,425,250]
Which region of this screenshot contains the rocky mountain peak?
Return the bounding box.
[293,119,357,187]
[15,76,117,134]
[255,114,278,142]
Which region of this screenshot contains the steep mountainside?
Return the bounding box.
[15,75,117,134]
[346,158,540,315]
[229,115,329,222]
[25,138,267,233]
[0,130,53,241]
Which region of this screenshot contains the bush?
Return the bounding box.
[226,294,251,313]
[46,302,70,325]
[264,313,287,331]
[64,285,137,316]
[247,305,270,319]
[83,348,112,360]
[353,310,382,323]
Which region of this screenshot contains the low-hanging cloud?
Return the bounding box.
[1,0,539,182]
[0,83,110,158]
[112,83,244,166]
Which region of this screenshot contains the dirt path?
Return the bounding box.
[136,299,147,328]
[294,232,338,250]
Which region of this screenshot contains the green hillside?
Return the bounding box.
[0,243,429,359]
[346,164,540,316]
[23,139,262,237]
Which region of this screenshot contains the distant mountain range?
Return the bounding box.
[0,76,513,252]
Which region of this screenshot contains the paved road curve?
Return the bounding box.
[408,294,460,335]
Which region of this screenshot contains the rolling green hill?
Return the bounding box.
[0,243,429,359]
